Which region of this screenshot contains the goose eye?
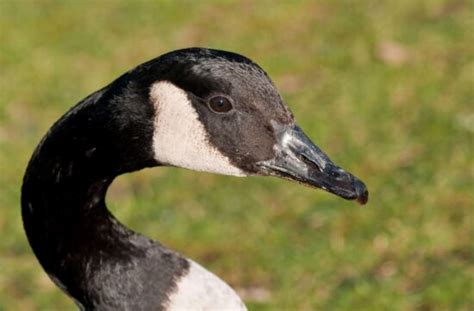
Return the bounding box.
[208,96,233,113]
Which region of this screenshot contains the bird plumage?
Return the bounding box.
[22,48,367,310]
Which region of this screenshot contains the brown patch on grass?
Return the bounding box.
[377,41,410,66]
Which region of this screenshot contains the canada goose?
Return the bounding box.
[21,48,368,310]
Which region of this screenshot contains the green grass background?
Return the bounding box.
[1,0,473,310]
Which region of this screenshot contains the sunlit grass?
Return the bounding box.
[1,0,472,310]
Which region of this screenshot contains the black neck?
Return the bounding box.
[21,81,159,304]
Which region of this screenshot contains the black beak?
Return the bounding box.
[257,124,368,204]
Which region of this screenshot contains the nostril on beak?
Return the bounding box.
[300,153,322,172]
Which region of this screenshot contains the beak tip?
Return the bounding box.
[353,178,369,205]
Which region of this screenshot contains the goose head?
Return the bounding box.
[142,48,367,204]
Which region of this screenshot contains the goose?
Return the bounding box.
[21,48,368,310]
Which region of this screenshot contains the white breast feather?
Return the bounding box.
[166,260,247,311]
[150,81,246,176]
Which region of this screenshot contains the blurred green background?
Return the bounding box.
[1,0,472,310]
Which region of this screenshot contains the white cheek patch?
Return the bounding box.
[150,81,246,176]
[166,260,247,311]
